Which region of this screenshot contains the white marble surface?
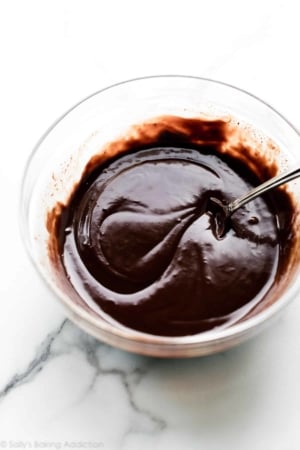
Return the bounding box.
[1,0,300,448]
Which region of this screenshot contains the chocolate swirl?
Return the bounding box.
[57,142,283,336]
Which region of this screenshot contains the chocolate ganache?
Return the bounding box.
[49,116,295,336]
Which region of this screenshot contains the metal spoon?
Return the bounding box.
[209,166,300,238]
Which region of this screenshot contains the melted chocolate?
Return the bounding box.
[49,117,295,336]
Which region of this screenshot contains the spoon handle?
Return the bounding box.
[229,166,300,214]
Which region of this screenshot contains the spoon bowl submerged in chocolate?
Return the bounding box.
[209,166,300,238]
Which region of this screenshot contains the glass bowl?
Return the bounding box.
[21,76,300,357]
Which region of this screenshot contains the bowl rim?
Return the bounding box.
[20,74,300,350]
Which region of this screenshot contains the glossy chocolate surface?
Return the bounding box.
[49,117,294,336]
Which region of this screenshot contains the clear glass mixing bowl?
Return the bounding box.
[21,76,300,357]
